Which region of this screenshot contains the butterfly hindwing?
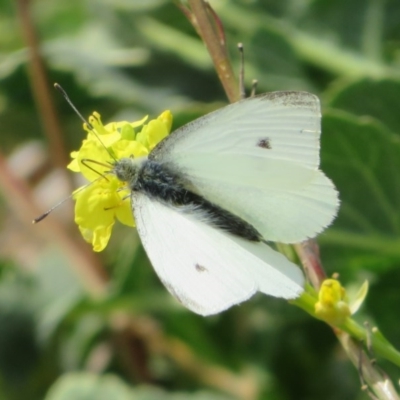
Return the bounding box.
[132,192,304,316]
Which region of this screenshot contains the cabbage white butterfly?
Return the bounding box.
[112,91,339,316]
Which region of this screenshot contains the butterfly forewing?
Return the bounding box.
[151,92,321,168]
[150,91,339,243]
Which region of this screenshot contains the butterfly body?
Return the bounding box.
[115,157,264,242]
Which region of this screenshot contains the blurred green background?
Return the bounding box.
[1,0,400,399]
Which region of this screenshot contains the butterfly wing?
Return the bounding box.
[133,192,304,316]
[150,91,339,243]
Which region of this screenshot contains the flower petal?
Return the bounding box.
[76,140,113,181]
[349,280,369,315]
[111,139,149,160]
[116,198,135,227]
[158,110,173,132]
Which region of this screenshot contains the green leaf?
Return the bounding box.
[327,78,400,135]
[45,373,233,400]
[320,109,400,275]
[44,373,132,400]
[246,27,313,92]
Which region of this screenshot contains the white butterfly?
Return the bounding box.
[113,91,339,316]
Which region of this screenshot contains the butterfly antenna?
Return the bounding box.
[33,196,73,223]
[32,177,102,224]
[81,158,113,180]
[54,83,93,129]
[250,79,258,97]
[237,43,246,99]
[54,83,117,162]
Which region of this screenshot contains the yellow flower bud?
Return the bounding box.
[315,279,351,325]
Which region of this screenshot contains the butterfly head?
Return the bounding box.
[112,157,145,187]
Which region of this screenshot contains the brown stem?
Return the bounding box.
[336,332,400,400]
[294,240,326,289]
[187,0,240,103]
[111,315,153,384]
[15,0,72,188]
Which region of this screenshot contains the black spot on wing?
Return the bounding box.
[257,138,271,149]
[195,263,207,272]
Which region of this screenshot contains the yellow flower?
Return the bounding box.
[69,110,173,251]
[314,279,368,325]
[315,279,350,325]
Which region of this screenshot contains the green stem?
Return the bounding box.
[341,318,400,367]
[292,287,400,368]
[320,230,400,257]
[362,0,385,61]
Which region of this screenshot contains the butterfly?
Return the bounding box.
[111,91,339,316]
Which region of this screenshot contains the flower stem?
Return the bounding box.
[292,288,400,368]
[341,318,400,368]
[186,0,240,103]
